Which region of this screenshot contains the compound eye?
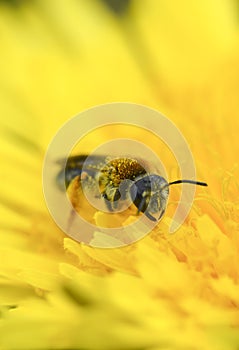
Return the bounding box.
[133,176,152,195]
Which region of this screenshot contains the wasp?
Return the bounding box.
[56,155,207,222]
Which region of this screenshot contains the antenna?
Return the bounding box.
[169,179,207,187]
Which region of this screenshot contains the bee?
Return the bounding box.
[56,155,207,222]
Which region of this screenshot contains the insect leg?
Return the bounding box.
[102,186,121,211]
[145,211,157,221]
[136,195,147,215]
[135,194,157,221]
[158,208,165,220]
[102,193,114,211]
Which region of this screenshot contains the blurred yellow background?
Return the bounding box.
[1,1,239,349]
[0,0,238,149]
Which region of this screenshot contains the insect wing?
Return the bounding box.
[56,155,106,190]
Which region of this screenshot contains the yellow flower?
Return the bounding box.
[0,0,239,349]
